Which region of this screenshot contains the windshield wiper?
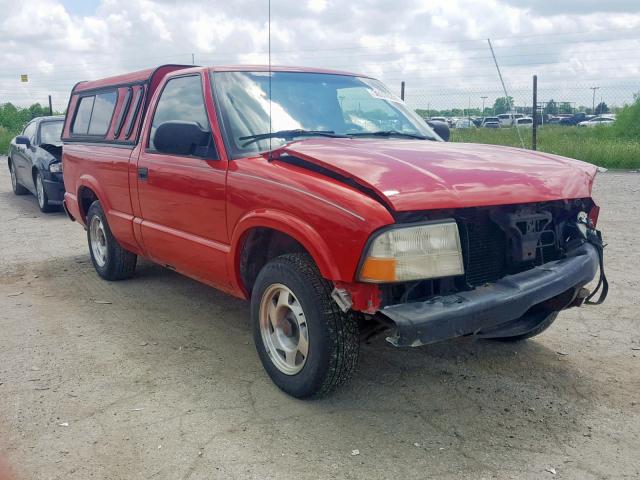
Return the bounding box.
[239,129,347,147]
[347,130,432,140]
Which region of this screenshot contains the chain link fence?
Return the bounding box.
[402,79,640,168]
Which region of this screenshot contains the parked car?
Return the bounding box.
[62,65,607,398]
[559,113,588,126]
[481,117,501,128]
[515,117,534,127]
[578,116,615,127]
[7,115,65,212]
[497,113,524,127]
[429,116,447,124]
[454,118,476,129]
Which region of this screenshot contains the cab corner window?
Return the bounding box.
[71,91,118,136]
[72,96,94,135]
[150,75,215,158]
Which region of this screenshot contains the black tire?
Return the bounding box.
[35,171,55,213]
[9,160,28,195]
[483,311,559,342]
[251,253,359,398]
[86,201,137,281]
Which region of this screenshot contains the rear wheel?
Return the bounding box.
[35,171,54,213]
[9,160,28,195]
[251,253,359,398]
[86,201,137,280]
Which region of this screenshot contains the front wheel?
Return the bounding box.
[251,253,359,398]
[35,171,55,213]
[86,201,137,280]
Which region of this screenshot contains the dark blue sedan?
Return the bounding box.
[7,115,64,212]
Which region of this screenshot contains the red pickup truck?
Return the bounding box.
[62,65,607,398]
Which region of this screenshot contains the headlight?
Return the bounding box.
[359,220,465,283]
[49,162,63,173]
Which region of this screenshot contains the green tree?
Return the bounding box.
[595,102,609,115]
[493,96,514,115]
[611,93,640,139]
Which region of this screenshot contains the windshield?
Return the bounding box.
[39,121,63,145]
[211,71,437,157]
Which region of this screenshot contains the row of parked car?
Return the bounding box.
[430,114,534,129]
[428,112,616,129]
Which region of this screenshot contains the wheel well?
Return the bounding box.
[239,228,307,294]
[77,186,98,221]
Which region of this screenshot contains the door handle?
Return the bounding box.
[138,167,148,180]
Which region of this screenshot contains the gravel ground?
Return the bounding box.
[0,159,639,480]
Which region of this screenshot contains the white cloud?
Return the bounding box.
[37,60,54,74]
[308,0,327,13]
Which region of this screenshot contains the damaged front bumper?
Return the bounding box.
[381,242,600,347]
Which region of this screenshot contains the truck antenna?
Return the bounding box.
[487,38,525,149]
[268,0,272,159]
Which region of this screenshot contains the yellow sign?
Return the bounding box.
[20,74,28,82]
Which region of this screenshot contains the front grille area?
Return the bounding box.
[382,199,593,307]
[457,210,507,286]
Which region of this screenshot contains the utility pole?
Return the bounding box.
[48,95,53,116]
[400,81,405,101]
[191,53,195,65]
[590,86,600,114]
[480,96,488,116]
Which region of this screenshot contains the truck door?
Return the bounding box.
[135,73,230,289]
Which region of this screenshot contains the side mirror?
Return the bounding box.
[153,121,211,156]
[15,135,31,148]
[427,120,450,142]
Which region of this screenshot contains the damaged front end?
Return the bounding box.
[352,199,608,347]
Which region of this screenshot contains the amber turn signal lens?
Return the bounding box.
[358,221,465,283]
[360,257,397,282]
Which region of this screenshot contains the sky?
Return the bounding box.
[0,0,639,111]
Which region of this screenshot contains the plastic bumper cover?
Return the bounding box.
[381,242,599,347]
[42,175,65,204]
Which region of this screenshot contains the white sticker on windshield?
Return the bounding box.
[361,78,403,103]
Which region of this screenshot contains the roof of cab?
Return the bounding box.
[209,65,362,77]
[73,64,363,94]
[73,64,193,93]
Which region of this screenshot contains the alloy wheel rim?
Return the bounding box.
[89,216,108,267]
[36,175,45,207]
[259,283,309,375]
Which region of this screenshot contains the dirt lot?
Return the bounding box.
[0,160,638,480]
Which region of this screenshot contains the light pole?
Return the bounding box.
[590,86,600,114]
[480,96,488,116]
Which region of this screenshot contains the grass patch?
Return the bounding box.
[452,125,640,169]
[451,97,640,170]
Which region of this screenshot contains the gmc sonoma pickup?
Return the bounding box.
[61,65,607,398]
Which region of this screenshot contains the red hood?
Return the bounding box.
[277,138,597,212]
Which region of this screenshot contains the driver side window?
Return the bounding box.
[149,75,215,158]
[22,122,37,142]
